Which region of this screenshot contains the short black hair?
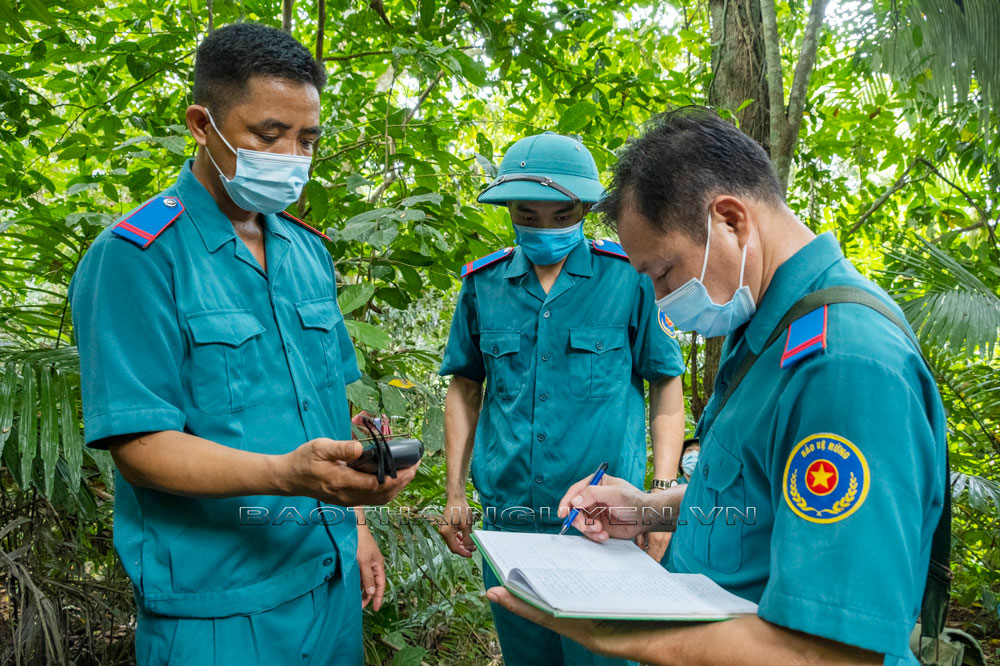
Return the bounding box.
[193,23,326,119]
[596,106,784,241]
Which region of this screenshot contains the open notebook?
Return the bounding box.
[473,530,758,621]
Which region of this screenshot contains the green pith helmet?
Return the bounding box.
[477,131,604,205]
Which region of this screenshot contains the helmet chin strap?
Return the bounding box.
[481,174,582,204]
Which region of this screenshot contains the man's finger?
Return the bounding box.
[485,587,559,633]
[321,439,364,463]
[372,558,385,611]
[558,476,597,516]
[441,527,470,556]
[359,555,376,609]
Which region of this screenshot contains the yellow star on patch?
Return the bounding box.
[809,462,834,490]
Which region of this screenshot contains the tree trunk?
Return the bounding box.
[689,0,774,420]
[283,0,293,33]
[690,0,828,420]
[708,0,772,151]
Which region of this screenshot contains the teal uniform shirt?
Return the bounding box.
[69,160,361,619]
[440,238,685,526]
[667,233,946,665]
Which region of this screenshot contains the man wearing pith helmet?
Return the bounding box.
[437,131,687,666]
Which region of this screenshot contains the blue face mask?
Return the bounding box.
[513,221,584,265]
[204,109,312,214]
[655,213,756,338]
[681,449,700,476]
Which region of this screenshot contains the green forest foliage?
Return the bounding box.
[0,0,998,663]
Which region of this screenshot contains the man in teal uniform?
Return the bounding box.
[69,24,414,665]
[438,132,687,666]
[486,108,947,666]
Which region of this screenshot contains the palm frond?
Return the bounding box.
[924,350,1000,457]
[0,346,110,502]
[862,0,1000,138]
[885,235,1000,357]
[951,471,1000,517]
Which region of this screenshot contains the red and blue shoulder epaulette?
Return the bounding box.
[278,210,331,242]
[591,238,628,259]
[459,247,514,278]
[111,196,185,248]
[781,305,828,368]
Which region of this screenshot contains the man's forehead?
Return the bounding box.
[230,76,321,118]
[513,201,578,213]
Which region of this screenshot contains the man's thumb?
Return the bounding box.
[320,438,363,462]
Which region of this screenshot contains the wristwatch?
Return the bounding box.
[649,478,680,491]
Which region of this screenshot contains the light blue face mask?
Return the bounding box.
[654,212,757,338]
[513,221,584,266]
[681,449,700,476]
[204,109,312,214]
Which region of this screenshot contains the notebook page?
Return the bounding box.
[474,531,665,582]
[507,568,757,616]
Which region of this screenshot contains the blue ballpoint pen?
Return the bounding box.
[559,461,610,535]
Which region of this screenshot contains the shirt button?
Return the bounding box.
[322,557,333,566]
[535,476,544,484]
[703,464,710,479]
[596,341,604,350]
[537,433,546,442]
[324,572,335,582]
[539,392,548,401]
[492,345,500,354]
[541,353,550,361]
[303,400,310,411]
[543,310,551,319]
[719,382,729,394]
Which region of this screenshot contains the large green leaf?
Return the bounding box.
[18,364,37,487]
[343,319,392,349]
[887,236,1000,357]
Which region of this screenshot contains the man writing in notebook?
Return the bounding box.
[438,131,687,666]
[486,108,947,666]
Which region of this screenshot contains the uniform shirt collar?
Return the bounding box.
[174,160,238,252]
[744,232,843,355]
[174,159,291,250]
[503,237,593,279]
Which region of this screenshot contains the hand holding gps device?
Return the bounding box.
[348,414,423,484]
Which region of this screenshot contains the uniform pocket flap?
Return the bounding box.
[296,298,342,331]
[702,444,743,491]
[187,310,264,347]
[568,325,626,354]
[480,331,520,357]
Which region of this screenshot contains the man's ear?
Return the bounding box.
[185,105,212,148]
[708,194,752,246]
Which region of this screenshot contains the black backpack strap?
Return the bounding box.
[711,285,952,639]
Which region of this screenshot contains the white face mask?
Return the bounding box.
[204,109,312,214]
[681,449,700,476]
[654,212,756,338]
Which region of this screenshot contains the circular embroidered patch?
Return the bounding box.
[782,433,869,523]
[658,310,677,338]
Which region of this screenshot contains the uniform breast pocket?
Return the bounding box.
[479,331,521,400]
[686,438,746,574]
[186,310,267,414]
[295,297,345,389]
[567,325,627,398]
